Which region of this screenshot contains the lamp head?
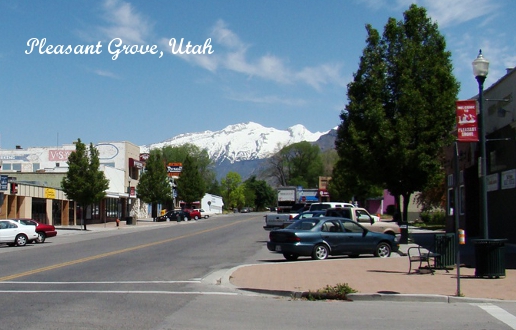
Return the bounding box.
[472,49,489,78]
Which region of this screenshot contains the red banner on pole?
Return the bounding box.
[456,100,479,142]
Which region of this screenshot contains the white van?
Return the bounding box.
[308,202,355,211]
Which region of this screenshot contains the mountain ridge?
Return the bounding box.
[141,122,337,180]
[141,122,332,164]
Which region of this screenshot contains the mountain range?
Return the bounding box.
[141,122,337,180]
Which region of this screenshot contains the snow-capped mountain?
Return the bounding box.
[142,122,329,164]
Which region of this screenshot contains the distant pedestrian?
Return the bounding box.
[116,218,120,227]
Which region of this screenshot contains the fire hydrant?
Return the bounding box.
[116,218,120,227]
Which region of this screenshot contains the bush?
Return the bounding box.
[419,211,445,225]
[304,283,357,300]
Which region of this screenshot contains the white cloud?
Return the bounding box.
[357,0,501,28]
[94,4,346,91]
[99,0,152,44]
[210,20,346,89]
[423,0,501,28]
[94,69,119,79]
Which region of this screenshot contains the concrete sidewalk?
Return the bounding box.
[228,244,516,302]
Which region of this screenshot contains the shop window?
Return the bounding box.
[447,188,454,216]
[106,198,119,218]
[2,163,11,171]
[12,163,21,171]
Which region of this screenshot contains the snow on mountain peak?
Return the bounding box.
[141,122,328,164]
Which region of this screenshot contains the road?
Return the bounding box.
[1,213,516,329]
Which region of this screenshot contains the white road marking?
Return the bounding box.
[0,290,238,295]
[0,280,201,284]
[472,303,516,329]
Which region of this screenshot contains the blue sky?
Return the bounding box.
[1,0,515,149]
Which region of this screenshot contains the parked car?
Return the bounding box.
[267,217,399,261]
[156,210,191,222]
[185,209,202,220]
[12,219,57,243]
[240,207,251,213]
[193,209,210,219]
[0,219,39,247]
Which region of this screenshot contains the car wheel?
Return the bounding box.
[184,216,189,221]
[15,234,28,247]
[194,215,199,220]
[36,232,46,243]
[283,253,299,261]
[312,244,329,260]
[204,215,209,219]
[375,242,391,258]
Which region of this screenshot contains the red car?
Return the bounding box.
[185,209,202,220]
[13,219,57,243]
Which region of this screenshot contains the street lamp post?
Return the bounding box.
[472,49,490,239]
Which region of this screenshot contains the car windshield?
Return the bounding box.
[286,219,321,231]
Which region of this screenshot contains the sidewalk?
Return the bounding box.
[228,244,516,302]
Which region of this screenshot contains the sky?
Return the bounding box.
[1,0,515,150]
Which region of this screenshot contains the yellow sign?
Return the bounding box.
[44,188,56,199]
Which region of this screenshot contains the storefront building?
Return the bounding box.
[445,68,515,243]
[0,141,144,225]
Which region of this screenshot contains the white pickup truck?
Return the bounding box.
[263,202,355,230]
[324,207,400,237]
[263,211,303,230]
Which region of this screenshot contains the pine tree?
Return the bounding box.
[61,139,109,230]
[176,155,205,206]
[136,149,172,217]
[335,5,459,232]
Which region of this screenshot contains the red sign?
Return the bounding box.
[456,100,478,142]
[167,162,182,177]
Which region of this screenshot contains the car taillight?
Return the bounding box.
[287,235,301,242]
[289,215,293,219]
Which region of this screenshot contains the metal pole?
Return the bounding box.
[476,75,488,239]
[453,142,461,296]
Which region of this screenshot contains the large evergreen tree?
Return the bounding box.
[136,149,172,217]
[61,139,109,230]
[176,155,206,205]
[335,5,459,229]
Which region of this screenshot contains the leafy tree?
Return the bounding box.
[206,178,222,196]
[136,149,172,217]
[242,184,256,208]
[244,176,276,210]
[221,171,244,210]
[162,144,215,186]
[321,149,338,177]
[264,141,323,188]
[335,5,459,229]
[61,139,109,230]
[176,155,206,206]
